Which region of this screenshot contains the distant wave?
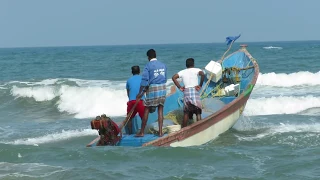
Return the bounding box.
[257,71,320,87]
[244,95,320,116]
[298,107,320,116]
[1,129,97,146]
[263,46,283,50]
[236,122,320,143]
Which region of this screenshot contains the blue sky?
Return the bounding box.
[1,0,319,48]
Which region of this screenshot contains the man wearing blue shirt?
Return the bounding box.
[126,66,145,134]
[135,49,167,137]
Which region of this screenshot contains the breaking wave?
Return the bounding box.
[1,129,97,146]
[244,95,320,116]
[1,72,319,118]
[257,71,320,87]
[263,46,283,50]
[2,78,174,118]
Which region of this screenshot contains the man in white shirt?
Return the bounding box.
[172,58,205,128]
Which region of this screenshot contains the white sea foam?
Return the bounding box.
[0,162,66,178]
[11,85,57,101]
[263,46,283,50]
[237,123,320,146]
[2,129,98,145]
[9,79,60,86]
[57,85,128,118]
[244,95,320,116]
[9,78,175,118]
[257,71,320,87]
[236,123,320,142]
[9,73,320,118]
[68,78,126,89]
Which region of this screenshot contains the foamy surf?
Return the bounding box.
[257,71,320,87]
[3,73,320,118]
[6,78,174,118]
[263,46,283,50]
[0,162,66,178]
[235,122,320,145]
[244,95,320,116]
[2,129,98,145]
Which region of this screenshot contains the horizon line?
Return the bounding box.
[1,39,320,49]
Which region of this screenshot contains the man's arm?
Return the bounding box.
[172,74,184,91]
[195,70,205,91]
[126,81,130,98]
[199,70,205,87]
[137,65,149,99]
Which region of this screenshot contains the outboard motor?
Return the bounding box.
[91,114,121,146]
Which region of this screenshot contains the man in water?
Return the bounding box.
[135,49,167,137]
[172,58,205,128]
[126,66,145,134]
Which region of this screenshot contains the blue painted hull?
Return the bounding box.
[87,45,259,147]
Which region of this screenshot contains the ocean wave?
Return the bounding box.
[236,122,320,143]
[10,85,128,117]
[244,95,320,116]
[57,85,128,118]
[0,162,66,178]
[257,71,320,87]
[6,78,174,118]
[5,74,320,119]
[263,46,283,50]
[1,129,98,146]
[11,85,57,101]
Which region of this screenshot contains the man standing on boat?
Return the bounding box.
[126,66,145,134]
[172,58,205,128]
[135,49,167,137]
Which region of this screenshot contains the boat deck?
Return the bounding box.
[118,134,167,146]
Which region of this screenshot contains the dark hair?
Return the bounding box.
[131,66,140,75]
[146,49,156,59]
[186,58,194,68]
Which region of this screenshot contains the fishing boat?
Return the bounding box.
[87,37,259,147]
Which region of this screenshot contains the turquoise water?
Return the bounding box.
[0,41,320,179]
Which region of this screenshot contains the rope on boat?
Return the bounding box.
[200,40,236,97]
[166,42,256,126]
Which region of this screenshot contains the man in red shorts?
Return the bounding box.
[126,66,145,134]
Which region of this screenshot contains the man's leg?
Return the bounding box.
[196,114,201,121]
[157,105,164,137]
[135,106,150,137]
[127,101,138,134]
[196,108,202,121]
[182,111,189,128]
[188,112,193,120]
[127,120,132,134]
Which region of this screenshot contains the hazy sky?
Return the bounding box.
[1,0,319,48]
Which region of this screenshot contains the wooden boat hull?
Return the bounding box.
[144,90,251,147]
[143,45,259,147]
[87,45,259,148]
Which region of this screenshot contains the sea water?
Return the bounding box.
[0,41,320,179]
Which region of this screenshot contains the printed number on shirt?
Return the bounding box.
[154,69,165,77]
